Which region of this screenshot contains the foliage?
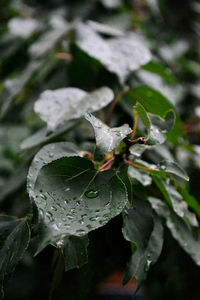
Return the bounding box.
[0,0,200,299]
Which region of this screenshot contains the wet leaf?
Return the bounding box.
[62,235,89,271]
[122,199,163,286]
[75,23,151,84]
[85,112,132,155]
[0,216,30,297]
[34,87,114,131]
[27,142,79,200]
[148,197,200,266]
[31,155,128,249]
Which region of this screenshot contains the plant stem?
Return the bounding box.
[124,159,156,172]
[99,156,116,171]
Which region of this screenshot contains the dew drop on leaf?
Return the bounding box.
[84,189,99,198]
[144,258,152,272]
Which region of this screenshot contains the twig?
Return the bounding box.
[99,156,116,171]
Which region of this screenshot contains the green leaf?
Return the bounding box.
[122,200,163,286]
[27,142,79,200]
[128,166,152,186]
[117,164,133,204]
[153,178,197,226]
[34,87,114,131]
[61,235,89,271]
[0,216,30,297]
[135,102,151,135]
[142,61,178,84]
[150,110,176,133]
[131,159,189,181]
[148,197,200,266]
[129,143,150,158]
[122,199,154,250]
[134,103,175,146]
[21,120,77,150]
[178,187,200,219]
[126,86,182,145]
[85,112,132,155]
[75,23,151,84]
[157,160,189,181]
[32,156,128,249]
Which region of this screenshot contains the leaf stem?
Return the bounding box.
[99,156,116,171]
[124,159,156,172]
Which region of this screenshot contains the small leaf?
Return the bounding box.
[62,235,89,271]
[157,160,189,181]
[126,86,182,145]
[133,159,189,181]
[135,102,151,135]
[85,112,132,155]
[0,216,30,297]
[34,87,114,131]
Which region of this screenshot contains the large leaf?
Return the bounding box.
[34,87,114,131]
[27,142,79,200]
[21,120,77,150]
[85,112,132,155]
[61,235,89,271]
[75,23,151,84]
[31,155,128,248]
[122,199,163,286]
[0,216,30,298]
[148,197,200,266]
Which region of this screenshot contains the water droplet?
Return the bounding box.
[46,211,53,222]
[56,239,64,248]
[160,165,166,170]
[76,229,86,235]
[84,189,99,199]
[144,258,152,272]
[49,153,54,158]
[87,224,93,230]
[66,214,74,220]
[89,216,99,221]
[51,206,57,211]
[40,193,47,200]
[65,187,70,192]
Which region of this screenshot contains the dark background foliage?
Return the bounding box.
[0,0,200,299]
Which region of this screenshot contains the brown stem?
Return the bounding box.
[124,159,156,172]
[99,156,116,171]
